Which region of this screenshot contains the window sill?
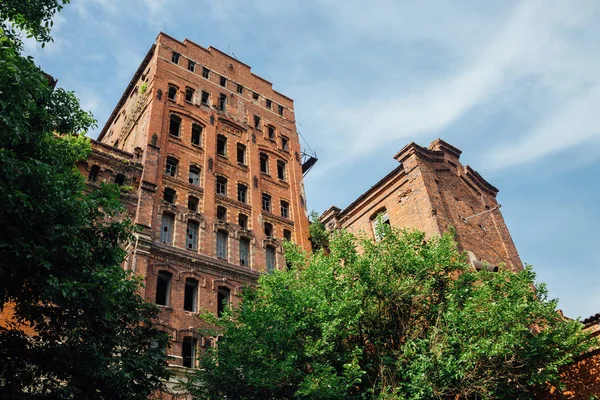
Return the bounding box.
[191,143,203,149]
[169,135,182,141]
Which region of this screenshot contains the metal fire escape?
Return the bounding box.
[298,128,317,176]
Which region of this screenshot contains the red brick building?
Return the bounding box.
[321,139,523,271]
[78,32,311,377]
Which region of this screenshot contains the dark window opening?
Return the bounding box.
[280,200,289,219]
[169,114,181,137]
[283,229,292,241]
[115,173,126,186]
[262,193,271,212]
[216,176,227,196]
[278,105,284,116]
[185,87,194,103]
[237,183,247,203]
[254,115,261,129]
[264,222,273,238]
[182,336,197,368]
[260,153,269,175]
[189,165,201,186]
[88,165,100,182]
[186,221,199,251]
[266,246,276,273]
[184,278,199,312]
[188,60,195,72]
[252,91,259,100]
[220,76,227,87]
[168,85,178,101]
[266,99,272,109]
[201,90,209,105]
[238,214,248,229]
[240,238,250,267]
[277,161,286,181]
[160,214,174,244]
[202,67,210,78]
[217,286,230,317]
[171,52,180,64]
[156,271,172,306]
[163,188,176,204]
[237,143,246,165]
[218,93,227,111]
[217,206,227,222]
[216,231,228,260]
[188,196,199,212]
[281,136,289,152]
[267,125,275,140]
[191,123,202,146]
[217,134,227,156]
[166,156,178,176]
[236,84,243,94]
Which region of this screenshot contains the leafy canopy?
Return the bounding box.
[0,3,170,398]
[187,224,595,399]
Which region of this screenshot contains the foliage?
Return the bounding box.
[0,0,69,44]
[186,224,595,399]
[308,210,329,251]
[0,5,170,399]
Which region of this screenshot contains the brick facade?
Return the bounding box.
[78,32,311,383]
[321,139,523,271]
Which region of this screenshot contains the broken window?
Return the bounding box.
[237,183,247,203]
[278,105,284,116]
[216,176,227,196]
[171,51,180,64]
[188,60,195,72]
[264,222,273,238]
[371,209,390,241]
[165,156,178,176]
[220,76,227,87]
[160,214,174,244]
[280,200,289,219]
[168,85,178,101]
[262,193,271,212]
[201,90,209,105]
[184,278,198,312]
[217,286,230,316]
[266,245,276,273]
[189,165,200,186]
[155,270,172,306]
[277,160,286,181]
[283,229,291,241]
[186,221,199,251]
[260,153,269,175]
[188,195,199,212]
[202,67,210,78]
[236,84,243,94]
[216,134,227,156]
[185,87,194,103]
[216,231,228,260]
[267,125,275,140]
[218,93,227,111]
[254,115,261,129]
[238,213,248,229]
[169,114,181,137]
[237,143,246,165]
[163,188,176,204]
[191,123,202,146]
[281,136,289,152]
[182,336,197,368]
[114,173,126,186]
[217,206,227,222]
[252,91,259,100]
[240,238,250,267]
[88,165,100,182]
[266,99,272,109]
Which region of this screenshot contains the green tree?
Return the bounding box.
[308,210,329,251]
[187,224,595,399]
[0,2,170,398]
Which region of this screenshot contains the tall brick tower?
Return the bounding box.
[321,139,523,271]
[81,33,311,371]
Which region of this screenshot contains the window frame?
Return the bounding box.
[169,114,181,138]
[186,220,199,251]
[189,165,201,186]
[156,270,173,306]
[262,193,272,213]
[216,176,227,196]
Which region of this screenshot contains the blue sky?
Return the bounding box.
[26,0,599,319]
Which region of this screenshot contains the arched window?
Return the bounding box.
[370,208,390,241]
[114,173,126,186]
[165,156,178,176]
[155,271,172,306]
[88,165,100,182]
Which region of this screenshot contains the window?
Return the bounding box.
[114,173,125,186]
[216,176,227,196]
[238,213,248,229]
[260,153,269,175]
[283,229,291,241]
[281,136,289,152]
[237,183,247,203]
[216,134,227,156]
[217,206,227,222]
[188,196,199,212]
[171,51,180,64]
[262,193,271,212]
[160,214,174,244]
[252,91,259,100]
[278,105,284,116]
[191,123,202,146]
[182,336,197,368]
[266,99,272,109]
[189,165,201,186]
[277,160,286,181]
[202,67,209,78]
[218,93,227,111]
[200,90,209,105]
[236,84,243,94]
[237,143,246,165]
[168,85,178,101]
[280,200,289,219]
[217,286,230,317]
[186,221,199,250]
[371,210,390,241]
[240,238,250,267]
[267,125,275,140]
[155,271,172,305]
[184,278,199,312]
[88,165,100,182]
[266,246,276,273]
[216,231,228,260]
[169,114,181,137]
[254,115,261,129]
[185,87,194,103]
[188,60,195,72]
[264,222,273,238]
[163,188,176,204]
[220,76,227,87]
[165,156,178,176]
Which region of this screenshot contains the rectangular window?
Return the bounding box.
[254,115,261,129]
[252,91,259,100]
[188,196,199,212]
[237,143,246,165]
[237,183,247,203]
[163,188,176,204]
[160,214,174,244]
[218,93,227,111]
[169,115,181,137]
[202,67,210,78]
[240,238,250,267]
[186,221,199,250]
[188,60,195,72]
[217,286,230,317]
[266,99,272,109]
[260,153,269,175]
[278,105,284,116]
[88,165,100,182]
[283,229,291,241]
[201,90,209,105]
[189,166,200,186]
[156,271,172,305]
[185,87,194,103]
[168,85,178,101]
[266,246,276,273]
[238,214,248,229]
[216,231,228,260]
[191,124,202,146]
[165,157,178,176]
[264,222,273,238]
[217,134,227,156]
[281,136,289,152]
[184,279,198,312]
[171,51,180,64]
[262,193,271,212]
[182,337,197,368]
[220,76,227,87]
[217,206,227,221]
[267,125,275,140]
[280,200,289,219]
[277,160,286,181]
[216,176,227,196]
[236,84,243,94]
